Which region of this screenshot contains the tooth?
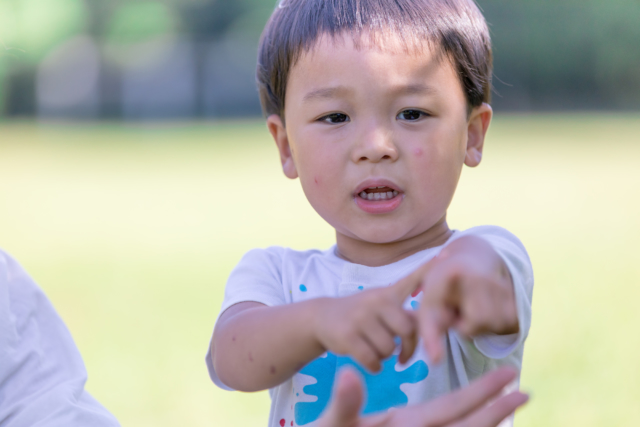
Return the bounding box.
[360,191,367,198]
[374,193,381,200]
[387,191,393,198]
[367,193,374,200]
[379,192,386,200]
[377,186,385,189]
[393,190,398,196]
[368,187,376,190]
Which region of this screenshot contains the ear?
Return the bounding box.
[464,103,493,167]
[266,114,298,179]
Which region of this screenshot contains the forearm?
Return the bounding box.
[211,299,327,392]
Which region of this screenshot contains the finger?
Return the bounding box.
[418,268,460,364]
[391,261,432,301]
[419,306,454,364]
[457,282,495,337]
[351,336,382,372]
[362,319,397,359]
[452,391,529,427]
[396,311,418,364]
[379,305,415,338]
[378,305,417,362]
[317,368,364,427]
[410,367,519,425]
[398,328,418,365]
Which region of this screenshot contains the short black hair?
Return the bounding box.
[257,0,492,119]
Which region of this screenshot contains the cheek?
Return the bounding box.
[413,147,423,157]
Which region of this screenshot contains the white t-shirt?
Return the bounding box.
[207,226,534,427]
[0,250,120,427]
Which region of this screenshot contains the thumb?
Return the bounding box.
[318,368,363,427]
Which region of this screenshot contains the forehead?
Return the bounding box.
[286,32,464,106]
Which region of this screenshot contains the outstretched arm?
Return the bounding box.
[212,300,326,392]
[212,273,420,392]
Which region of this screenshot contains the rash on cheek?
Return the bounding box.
[413,148,423,157]
[314,176,320,185]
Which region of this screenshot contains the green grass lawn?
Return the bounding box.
[0,114,639,426]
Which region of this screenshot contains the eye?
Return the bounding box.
[319,113,350,124]
[397,109,427,121]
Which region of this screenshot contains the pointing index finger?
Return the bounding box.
[391,260,432,301]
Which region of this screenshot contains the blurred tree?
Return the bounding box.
[106,2,177,45]
[180,0,248,42]
[0,0,87,116]
[1,0,639,117]
[0,0,86,64]
[480,0,640,110]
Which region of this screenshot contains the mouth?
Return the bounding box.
[353,181,404,214]
[357,186,400,201]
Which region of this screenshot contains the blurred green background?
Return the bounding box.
[1,0,640,425]
[0,0,639,117]
[1,116,639,426]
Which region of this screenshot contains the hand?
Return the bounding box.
[417,236,519,364]
[313,274,421,372]
[318,367,528,427]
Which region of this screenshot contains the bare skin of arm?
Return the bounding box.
[212,275,420,392]
[211,300,326,392]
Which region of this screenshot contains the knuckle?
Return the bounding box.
[351,310,369,326]
[359,351,378,368]
[343,329,359,343]
[381,338,396,356]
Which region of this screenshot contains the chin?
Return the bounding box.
[355,228,408,245]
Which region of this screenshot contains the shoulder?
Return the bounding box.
[0,248,60,338]
[450,226,528,256]
[451,225,522,241]
[0,248,42,309]
[449,225,533,285]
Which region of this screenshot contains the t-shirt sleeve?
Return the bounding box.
[447,226,534,360]
[0,250,121,426]
[206,247,287,390]
[217,247,288,316]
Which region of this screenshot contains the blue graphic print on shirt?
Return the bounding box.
[294,352,428,425]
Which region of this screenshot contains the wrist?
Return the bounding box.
[309,297,332,353]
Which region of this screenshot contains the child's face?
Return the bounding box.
[268,34,492,253]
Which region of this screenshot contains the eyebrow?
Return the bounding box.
[302,86,352,103]
[302,84,437,103]
[394,84,438,96]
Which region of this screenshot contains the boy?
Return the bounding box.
[208,0,533,426]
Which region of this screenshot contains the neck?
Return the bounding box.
[335,216,453,267]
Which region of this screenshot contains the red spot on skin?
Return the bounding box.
[314,176,319,185]
[411,288,422,298]
[291,422,293,426]
[280,419,285,427]
[413,147,423,157]
[270,365,277,374]
[248,352,253,362]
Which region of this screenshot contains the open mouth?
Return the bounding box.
[357,186,400,201]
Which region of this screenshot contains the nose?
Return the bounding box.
[351,122,398,164]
